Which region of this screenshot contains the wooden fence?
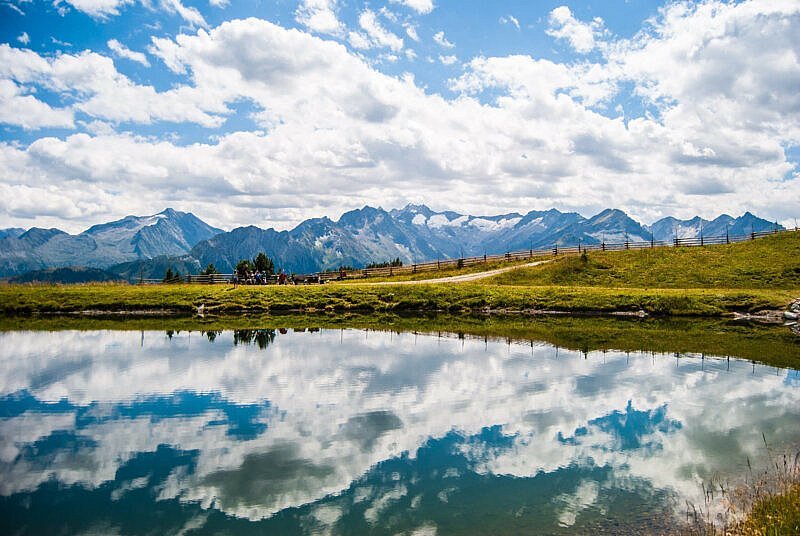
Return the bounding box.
[140,226,796,284]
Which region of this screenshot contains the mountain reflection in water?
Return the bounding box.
[0,327,798,535]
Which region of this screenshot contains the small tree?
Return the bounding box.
[202,263,219,275]
[366,258,405,269]
[163,267,174,283]
[235,259,253,277]
[172,269,182,283]
[253,252,274,275]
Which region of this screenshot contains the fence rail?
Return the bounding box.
[140,226,797,285]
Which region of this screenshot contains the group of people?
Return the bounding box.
[231,271,292,285]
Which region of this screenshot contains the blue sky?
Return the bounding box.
[0,0,798,232]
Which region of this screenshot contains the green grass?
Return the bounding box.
[688,446,800,536]
[489,232,800,289]
[734,483,800,536]
[1,313,798,369]
[0,281,794,316]
[739,483,800,535]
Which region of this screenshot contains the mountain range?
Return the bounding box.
[0,208,221,278]
[0,206,782,280]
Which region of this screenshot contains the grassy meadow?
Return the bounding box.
[489,232,800,289]
[0,280,794,316]
[0,232,797,317]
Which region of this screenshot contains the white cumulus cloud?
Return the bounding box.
[0,79,74,130]
[546,6,604,53]
[433,30,454,48]
[1,3,798,231]
[349,10,404,52]
[389,0,433,15]
[107,38,150,66]
[59,0,134,20]
[59,0,206,27]
[404,24,420,42]
[499,15,520,30]
[295,0,344,36]
[0,44,227,128]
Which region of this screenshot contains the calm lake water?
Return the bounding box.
[1,326,799,535]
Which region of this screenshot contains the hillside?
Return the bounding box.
[489,232,800,289]
[9,267,123,284]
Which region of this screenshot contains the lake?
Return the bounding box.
[1,318,799,534]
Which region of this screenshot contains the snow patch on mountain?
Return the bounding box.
[674,225,700,239]
[470,217,521,232]
[428,214,468,229]
[394,243,412,258]
[314,232,334,249]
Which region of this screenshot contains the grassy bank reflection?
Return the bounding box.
[2,313,797,370]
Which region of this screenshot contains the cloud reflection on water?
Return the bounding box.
[0,328,798,533]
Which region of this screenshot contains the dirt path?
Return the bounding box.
[346,259,552,286]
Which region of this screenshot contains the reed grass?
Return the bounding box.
[683,439,800,535]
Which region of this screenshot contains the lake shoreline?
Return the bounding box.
[0,282,797,318]
[3,310,798,371]
[14,305,794,324]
